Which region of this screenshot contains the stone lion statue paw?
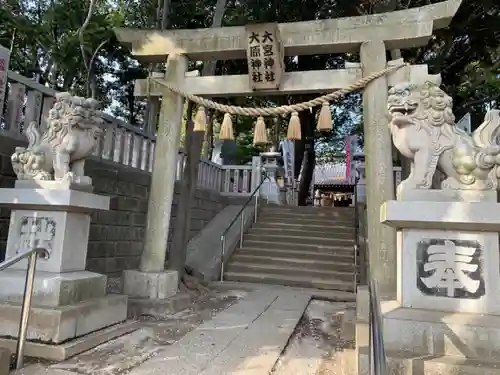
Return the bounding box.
[397,179,418,195]
[62,172,76,184]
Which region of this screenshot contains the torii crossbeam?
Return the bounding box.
[113,0,462,300]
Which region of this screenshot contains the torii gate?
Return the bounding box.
[114,0,461,299]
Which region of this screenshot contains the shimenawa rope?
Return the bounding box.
[149,63,408,117]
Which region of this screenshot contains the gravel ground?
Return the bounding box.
[23,287,248,375]
[20,288,357,375]
[272,300,357,375]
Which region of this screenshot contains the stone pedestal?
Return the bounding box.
[0,183,129,346]
[122,269,178,299]
[260,151,283,205]
[356,189,500,375]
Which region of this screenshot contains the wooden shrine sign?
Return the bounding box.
[245,23,284,91]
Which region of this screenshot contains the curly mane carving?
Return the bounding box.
[388,81,500,193]
[11,92,104,185]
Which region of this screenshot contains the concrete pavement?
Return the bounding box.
[125,288,310,375]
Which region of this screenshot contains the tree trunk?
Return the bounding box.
[167,0,228,281]
[168,101,198,273]
[294,137,305,180]
[271,117,280,151]
[297,110,316,206]
[203,112,215,159]
[160,0,172,29]
[62,70,76,91]
[89,64,98,99]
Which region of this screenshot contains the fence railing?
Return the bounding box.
[1,69,404,198]
[2,70,257,195]
[356,165,402,202]
[221,165,254,196]
[3,70,157,173]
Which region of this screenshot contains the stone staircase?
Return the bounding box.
[224,205,357,291]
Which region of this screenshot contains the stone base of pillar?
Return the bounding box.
[356,287,500,375]
[0,269,107,306]
[127,293,193,319]
[0,270,128,346]
[122,269,178,299]
[354,189,500,375]
[0,269,128,344]
[0,293,128,344]
[0,185,131,357]
[0,186,109,273]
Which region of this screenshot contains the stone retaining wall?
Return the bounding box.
[0,136,227,277]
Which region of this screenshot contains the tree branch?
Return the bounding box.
[86,39,109,97]
[78,0,97,71]
[461,97,495,108]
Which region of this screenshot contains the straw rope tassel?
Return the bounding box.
[287,112,301,140]
[253,116,268,146]
[193,106,207,132]
[150,63,407,118]
[219,112,234,140]
[317,102,333,132]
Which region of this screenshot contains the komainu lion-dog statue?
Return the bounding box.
[388,81,500,192]
[11,92,104,185]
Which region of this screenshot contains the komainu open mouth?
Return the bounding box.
[388,103,417,116]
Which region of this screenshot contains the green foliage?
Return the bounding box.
[211,102,262,164]
[401,0,500,130]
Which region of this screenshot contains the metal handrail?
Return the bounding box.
[368,278,387,375]
[0,247,49,369]
[219,175,269,281]
[353,176,360,291]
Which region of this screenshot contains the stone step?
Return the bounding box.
[226,261,355,282]
[358,348,500,375]
[253,221,354,233]
[242,240,355,254]
[244,233,355,247]
[0,321,139,362]
[237,246,355,261]
[261,205,355,214]
[209,281,357,302]
[224,271,354,291]
[260,205,354,212]
[260,210,355,219]
[248,227,354,239]
[230,253,356,272]
[257,215,355,225]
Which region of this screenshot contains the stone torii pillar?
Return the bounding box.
[360,41,396,298]
[122,54,188,299]
[113,0,462,300]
